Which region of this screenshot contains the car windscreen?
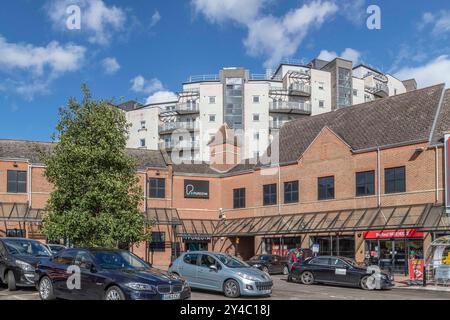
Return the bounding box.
[93,251,150,270]
[214,254,249,268]
[3,239,52,257]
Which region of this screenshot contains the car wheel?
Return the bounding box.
[283,265,289,275]
[223,279,240,298]
[7,271,16,291]
[39,277,56,300]
[300,271,315,285]
[105,286,126,300]
[262,266,269,274]
[360,275,372,290]
[287,274,293,282]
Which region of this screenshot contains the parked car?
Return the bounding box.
[288,255,393,290]
[0,237,52,291]
[286,248,314,272]
[246,254,289,275]
[169,251,273,298]
[35,248,191,300]
[46,244,66,256]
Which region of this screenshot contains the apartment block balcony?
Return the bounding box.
[163,140,200,150]
[365,82,389,98]
[159,122,199,134]
[269,121,288,130]
[269,101,312,115]
[185,74,220,83]
[288,83,311,96]
[160,102,199,116]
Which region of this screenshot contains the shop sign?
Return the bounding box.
[184,180,210,199]
[363,229,424,239]
[272,244,288,257]
[312,244,320,253]
[181,235,211,241]
[445,133,450,213]
[408,259,424,281]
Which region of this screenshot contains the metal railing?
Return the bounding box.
[269,121,288,129]
[249,74,283,81]
[289,83,312,95]
[365,83,389,96]
[269,101,312,113]
[186,74,220,82]
[163,140,200,149]
[159,122,199,133]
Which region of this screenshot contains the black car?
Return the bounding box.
[246,254,289,275]
[46,244,66,256]
[288,256,393,290]
[0,237,52,290]
[35,248,191,300]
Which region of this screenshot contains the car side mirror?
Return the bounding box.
[89,263,97,273]
[209,265,218,272]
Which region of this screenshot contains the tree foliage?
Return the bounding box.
[41,85,150,247]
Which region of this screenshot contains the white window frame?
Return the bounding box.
[209,96,216,104]
[253,95,260,104]
[209,114,216,122]
[253,113,260,122]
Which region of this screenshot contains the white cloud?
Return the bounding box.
[46,0,126,45]
[101,57,120,75]
[317,48,361,64]
[150,10,161,27]
[192,0,338,68]
[340,0,366,25]
[145,91,178,104]
[0,35,86,99]
[192,0,267,25]
[0,35,85,76]
[130,75,164,94]
[395,55,450,88]
[419,11,450,35]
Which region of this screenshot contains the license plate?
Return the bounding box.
[163,293,181,300]
[260,289,272,294]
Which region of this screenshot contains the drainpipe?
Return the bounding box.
[278,164,281,215]
[144,171,148,213]
[377,147,381,207]
[28,163,32,208]
[435,146,439,203]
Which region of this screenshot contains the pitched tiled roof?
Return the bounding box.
[279,84,446,164]
[0,140,167,170]
[431,89,450,146]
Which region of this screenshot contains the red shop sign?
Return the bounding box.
[363,229,424,239]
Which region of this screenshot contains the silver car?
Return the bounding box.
[168,251,273,298]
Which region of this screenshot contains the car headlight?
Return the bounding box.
[252,264,261,268]
[15,260,34,272]
[124,282,157,292]
[236,272,258,281]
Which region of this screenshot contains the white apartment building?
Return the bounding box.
[120,57,416,162]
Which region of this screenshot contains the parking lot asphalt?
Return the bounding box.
[1,275,450,300]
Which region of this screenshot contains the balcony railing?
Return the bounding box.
[159,122,199,133]
[249,74,283,81]
[186,74,220,83]
[269,101,312,114]
[163,140,200,149]
[365,83,389,98]
[289,83,311,96]
[269,121,288,130]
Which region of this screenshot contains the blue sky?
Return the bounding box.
[0,0,449,141]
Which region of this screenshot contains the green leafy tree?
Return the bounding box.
[41,85,150,247]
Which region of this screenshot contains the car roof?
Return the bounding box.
[0,237,40,242]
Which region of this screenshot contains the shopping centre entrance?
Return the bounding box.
[364,229,424,274]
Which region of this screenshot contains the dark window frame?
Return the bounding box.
[385,166,406,194]
[149,232,166,252]
[355,170,375,197]
[263,183,277,206]
[7,170,27,193]
[284,181,299,204]
[318,176,335,200]
[233,188,246,209]
[148,178,166,199]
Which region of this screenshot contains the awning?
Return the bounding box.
[0,203,45,222]
[211,204,450,237]
[178,219,218,239]
[145,208,182,225]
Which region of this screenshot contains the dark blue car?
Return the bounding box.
[35,248,191,300]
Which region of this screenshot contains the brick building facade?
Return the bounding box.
[1,84,450,274]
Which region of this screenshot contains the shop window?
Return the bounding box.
[263,184,277,206]
[284,181,299,204]
[385,166,406,194]
[233,188,245,209]
[6,229,26,238]
[149,178,165,199]
[318,176,334,200]
[7,170,27,193]
[311,235,355,258]
[356,171,375,196]
[149,232,165,252]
